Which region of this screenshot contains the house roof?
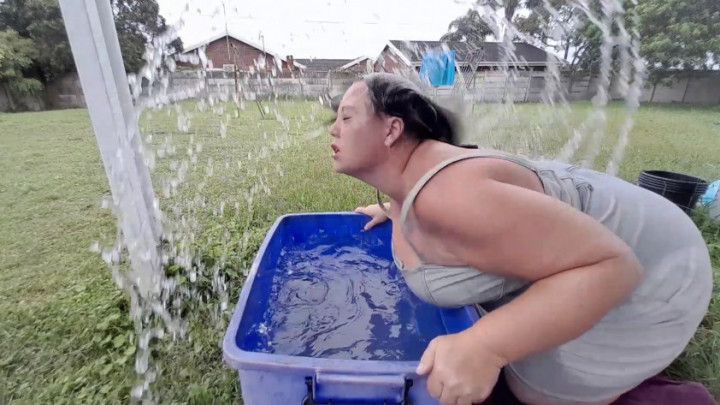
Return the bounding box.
[339,56,373,70]
[182,30,306,69]
[387,40,555,66]
[294,58,354,72]
[294,56,373,73]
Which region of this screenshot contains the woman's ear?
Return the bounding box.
[385,116,404,147]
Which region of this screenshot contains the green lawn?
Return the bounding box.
[0,101,718,403]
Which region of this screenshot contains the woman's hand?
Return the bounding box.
[416,329,506,405]
[354,203,390,231]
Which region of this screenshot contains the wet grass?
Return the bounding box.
[0,101,718,402]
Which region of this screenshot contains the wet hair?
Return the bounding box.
[361,72,460,145]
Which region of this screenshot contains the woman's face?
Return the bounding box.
[329,81,390,176]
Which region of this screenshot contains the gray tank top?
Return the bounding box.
[393,151,593,308]
[392,150,715,402]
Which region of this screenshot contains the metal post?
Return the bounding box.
[523,73,531,102]
[58,0,162,297]
[680,74,691,104]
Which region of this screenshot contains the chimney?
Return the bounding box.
[286,55,295,71]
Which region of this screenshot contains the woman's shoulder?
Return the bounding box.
[403,144,545,206]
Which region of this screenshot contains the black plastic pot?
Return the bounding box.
[638,170,708,214]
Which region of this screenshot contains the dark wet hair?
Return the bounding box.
[361,73,460,145]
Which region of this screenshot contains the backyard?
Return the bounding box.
[0,101,718,403]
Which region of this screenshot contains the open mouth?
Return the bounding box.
[331,144,339,154]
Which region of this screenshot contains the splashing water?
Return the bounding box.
[448,0,645,171]
[91,1,305,401]
[88,0,645,402]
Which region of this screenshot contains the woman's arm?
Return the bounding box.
[411,161,643,364]
[467,252,641,365]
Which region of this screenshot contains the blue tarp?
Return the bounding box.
[419,50,456,87]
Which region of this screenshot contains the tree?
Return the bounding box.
[442,0,527,44]
[441,0,604,74]
[111,0,183,73]
[637,0,720,91]
[441,9,493,45]
[26,0,74,81]
[515,1,591,64]
[0,0,73,82]
[0,0,183,83]
[443,0,720,84]
[0,29,42,110]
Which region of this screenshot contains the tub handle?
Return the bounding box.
[302,373,413,405]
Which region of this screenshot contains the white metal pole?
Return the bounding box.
[58,0,162,297]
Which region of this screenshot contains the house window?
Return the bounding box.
[223,64,236,72]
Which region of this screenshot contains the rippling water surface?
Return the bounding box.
[245,231,446,360]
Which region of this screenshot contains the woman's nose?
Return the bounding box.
[329,121,338,137]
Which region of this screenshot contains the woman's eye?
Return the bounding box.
[342,117,350,121]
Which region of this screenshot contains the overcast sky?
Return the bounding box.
[157,0,476,59]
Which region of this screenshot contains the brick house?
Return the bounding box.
[179,31,305,76]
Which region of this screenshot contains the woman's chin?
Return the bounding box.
[333,161,357,177]
[332,160,345,174]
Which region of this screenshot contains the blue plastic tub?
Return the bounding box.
[223,213,481,404]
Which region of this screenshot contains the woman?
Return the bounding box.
[329,72,713,405]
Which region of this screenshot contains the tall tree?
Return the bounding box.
[0,29,42,110]
[0,0,73,82]
[637,0,720,86]
[441,9,493,45]
[27,0,74,81]
[443,0,719,81]
[0,0,183,83]
[441,0,603,73]
[111,0,183,73]
[442,0,526,44]
[515,1,588,62]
